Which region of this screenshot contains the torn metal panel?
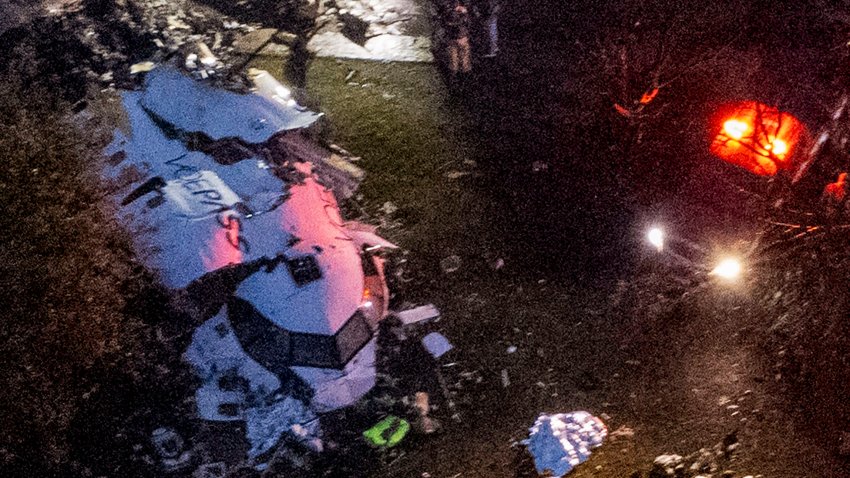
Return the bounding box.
[140,67,322,143]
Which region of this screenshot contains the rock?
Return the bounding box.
[166,15,191,30]
[649,455,684,477]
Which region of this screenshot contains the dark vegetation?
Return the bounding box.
[0,42,196,476]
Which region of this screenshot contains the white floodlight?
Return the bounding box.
[647,227,664,252]
[711,258,742,280]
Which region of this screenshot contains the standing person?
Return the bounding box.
[443,0,472,85]
[471,0,500,58]
[483,0,500,57]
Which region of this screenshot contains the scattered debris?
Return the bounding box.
[649,454,684,478]
[440,255,462,274]
[422,332,453,359]
[381,201,398,215]
[608,425,635,440]
[523,412,607,477]
[130,61,157,74]
[151,427,193,474]
[532,160,549,172]
[397,304,441,326]
[363,415,410,448]
[446,170,470,179]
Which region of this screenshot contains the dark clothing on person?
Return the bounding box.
[443,5,470,41]
[472,0,494,17]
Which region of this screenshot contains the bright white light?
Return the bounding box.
[723,119,749,140]
[647,227,664,252]
[770,138,788,156]
[711,258,742,280]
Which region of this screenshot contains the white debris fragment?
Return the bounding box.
[501,369,510,387]
[422,332,453,359]
[130,61,156,74]
[380,201,398,215]
[652,454,685,476]
[184,53,198,70]
[397,304,441,326]
[245,398,319,459]
[440,255,462,274]
[197,42,218,67]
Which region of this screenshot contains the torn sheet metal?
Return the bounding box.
[344,221,399,250]
[140,67,322,143]
[397,304,441,326]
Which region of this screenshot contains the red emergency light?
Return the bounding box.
[710,102,809,176]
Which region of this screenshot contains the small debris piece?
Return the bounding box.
[649,455,684,477]
[380,201,398,214]
[422,332,453,359]
[440,255,462,274]
[397,304,441,326]
[363,415,410,448]
[130,62,156,74]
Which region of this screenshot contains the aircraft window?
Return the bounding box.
[290,333,338,368]
[286,255,322,286]
[227,297,291,374]
[336,311,372,363]
[360,247,378,276]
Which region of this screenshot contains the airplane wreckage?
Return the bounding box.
[102,66,444,471]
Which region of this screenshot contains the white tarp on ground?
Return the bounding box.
[525,412,607,477]
[140,67,322,143]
